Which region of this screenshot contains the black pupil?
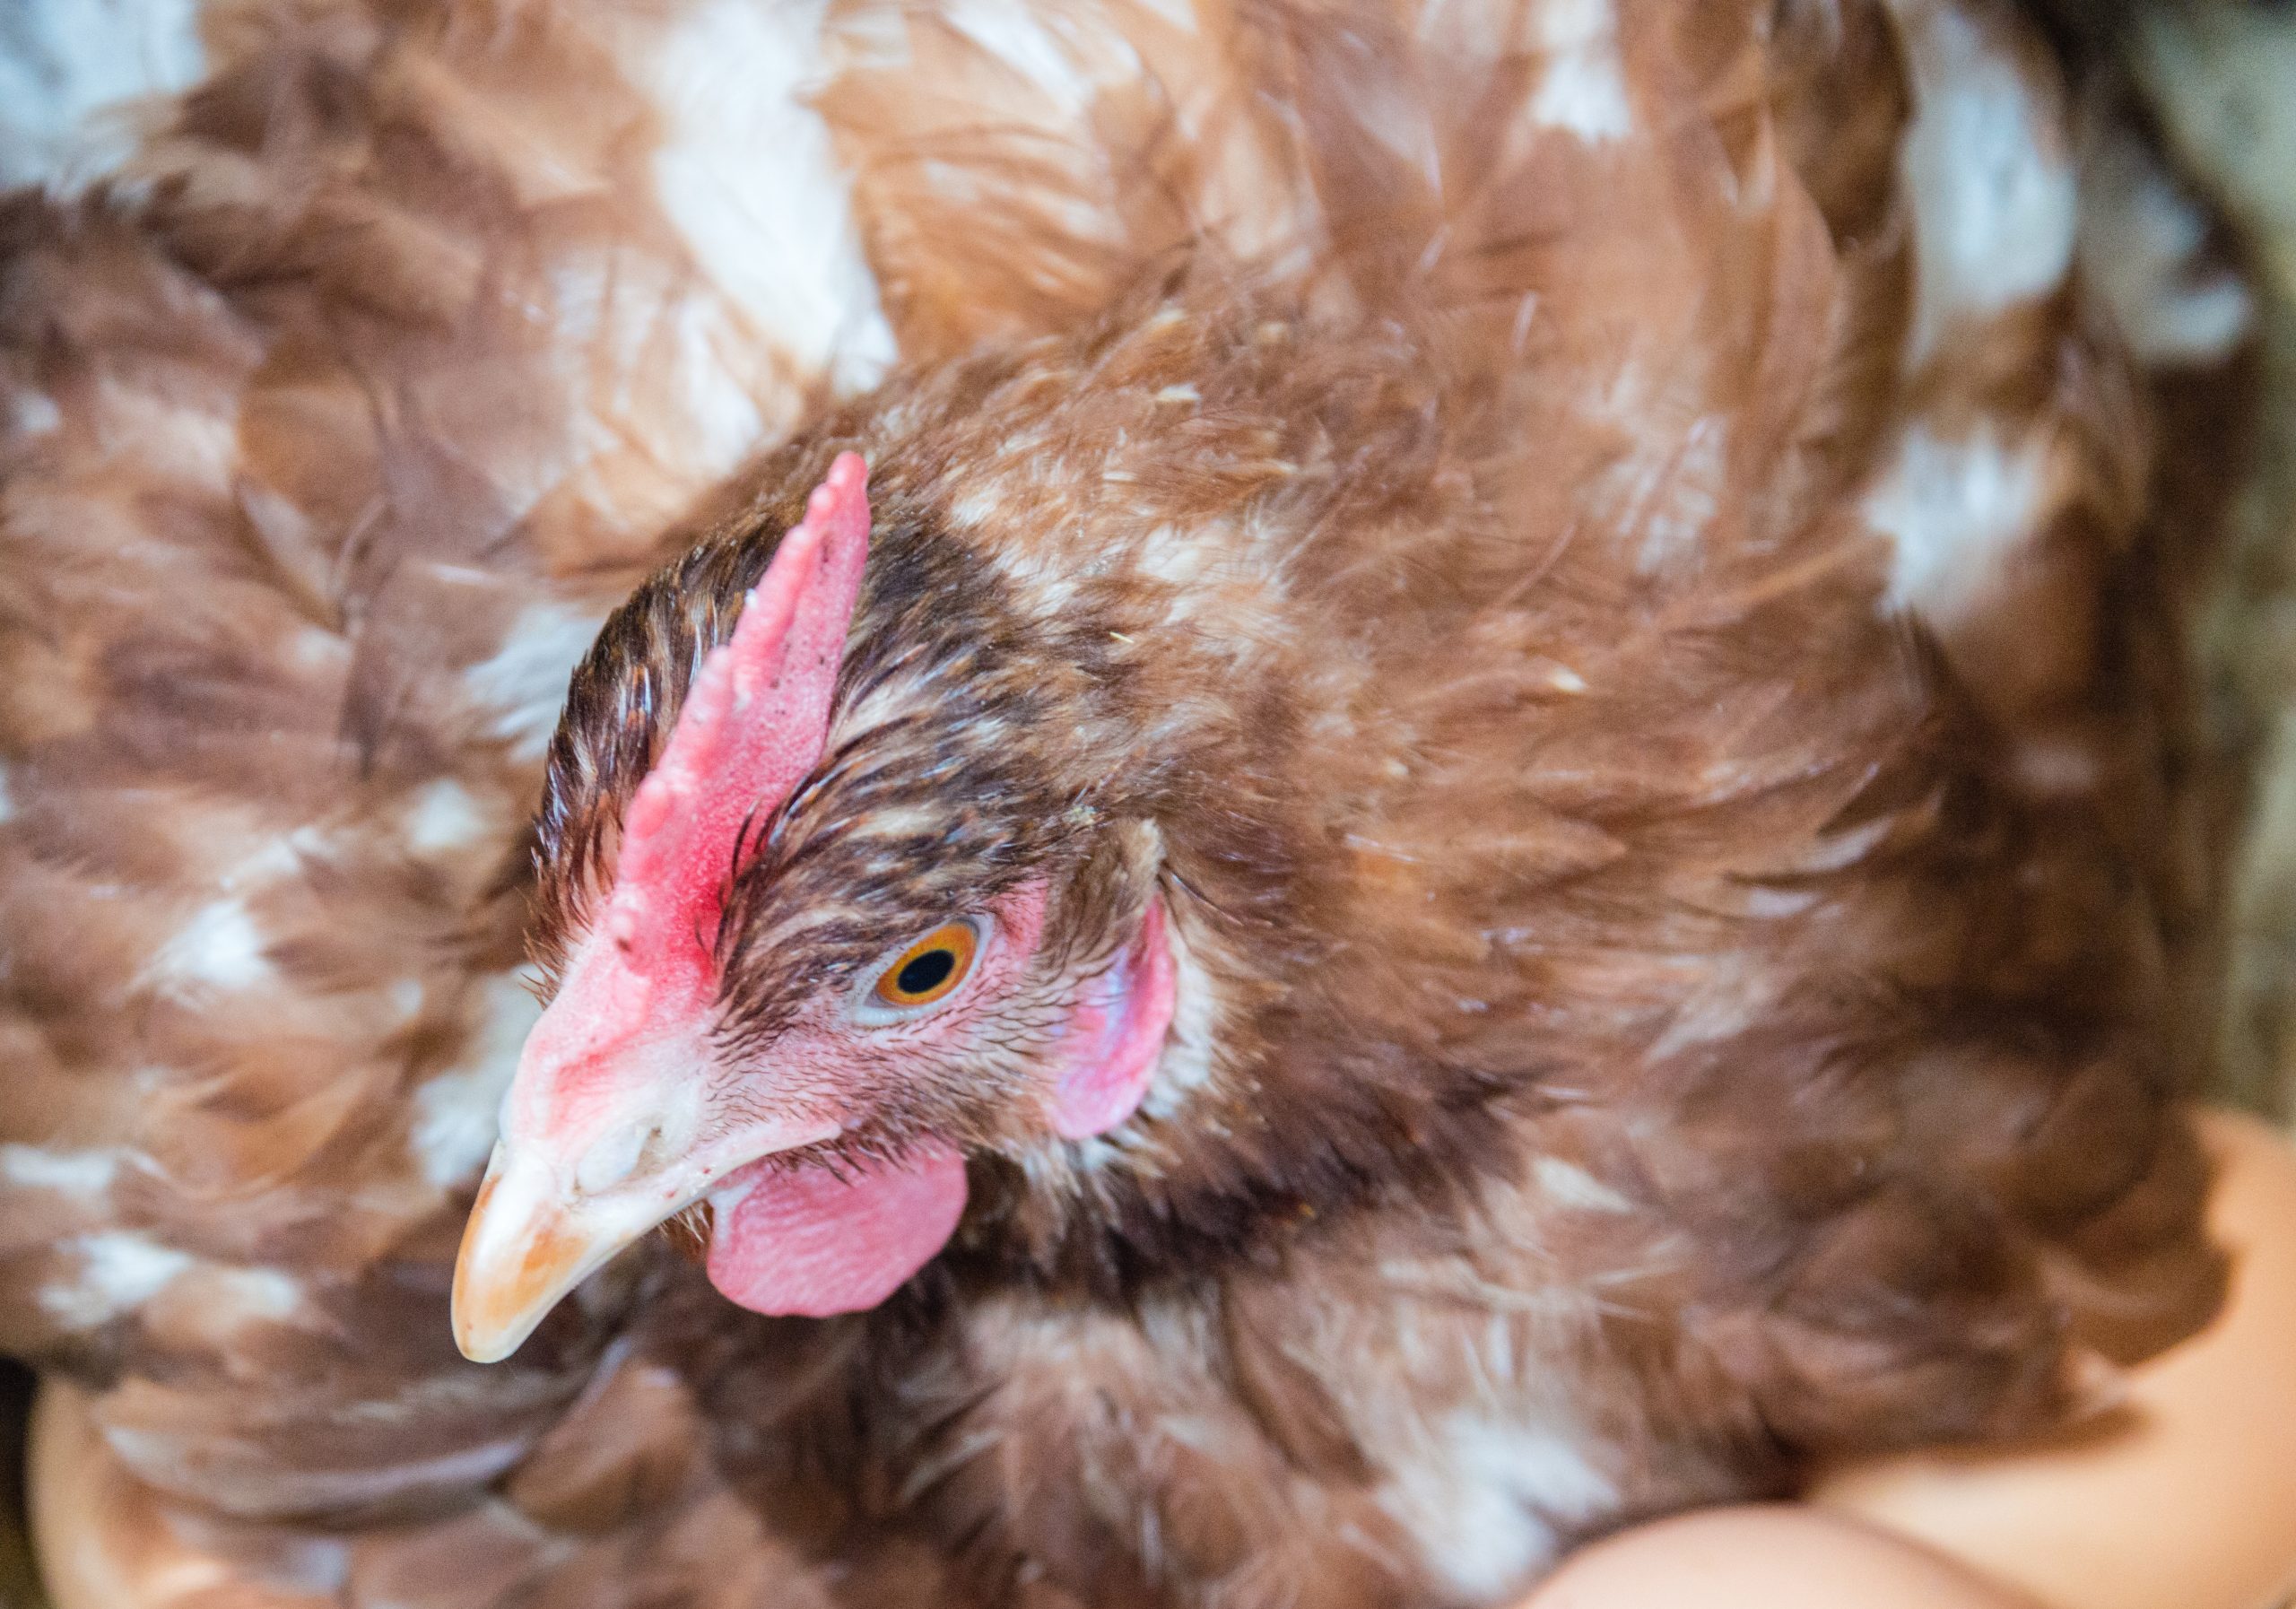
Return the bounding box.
[895,947,958,997]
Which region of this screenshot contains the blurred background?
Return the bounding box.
[2138,0,2296,1122]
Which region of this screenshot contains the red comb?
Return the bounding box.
[604,452,873,982]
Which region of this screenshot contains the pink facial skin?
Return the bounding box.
[697,885,1178,1318]
[504,456,875,1176]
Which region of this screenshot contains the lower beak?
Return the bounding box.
[450,1144,675,1363]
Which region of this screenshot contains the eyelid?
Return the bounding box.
[849,914,991,1027]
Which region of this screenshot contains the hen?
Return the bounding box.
[0,0,2258,1605]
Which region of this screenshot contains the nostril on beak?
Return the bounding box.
[575,1121,656,1195]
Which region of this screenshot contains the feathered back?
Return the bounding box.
[0,0,876,1518]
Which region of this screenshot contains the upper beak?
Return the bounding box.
[448,926,730,1363]
[451,1140,677,1363]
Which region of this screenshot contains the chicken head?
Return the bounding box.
[452,454,1177,1362]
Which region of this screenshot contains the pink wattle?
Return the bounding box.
[705,1143,968,1318]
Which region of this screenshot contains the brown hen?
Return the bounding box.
[0,0,2257,1605]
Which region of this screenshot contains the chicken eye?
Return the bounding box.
[870,921,980,1011]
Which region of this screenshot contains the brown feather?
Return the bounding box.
[0,0,2253,1604]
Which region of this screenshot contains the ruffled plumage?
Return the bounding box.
[0,0,2258,1604]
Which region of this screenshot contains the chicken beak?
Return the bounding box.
[451,1140,671,1363]
[451,1092,848,1362]
[449,929,728,1363]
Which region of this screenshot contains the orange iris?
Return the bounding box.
[873,922,979,1008]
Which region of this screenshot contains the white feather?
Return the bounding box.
[403,778,493,856]
[1382,1414,1616,1597]
[463,601,607,761]
[410,971,544,1188]
[41,1231,192,1329]
[1532,1157,1632,1214]
[148,897,274,993]
[0,1144,123,1196]
[0,0,205,195]
[1528,0,1631,144]
[635,0,897,400]
[1892,0,2079,364]
[944,0,1100,114]
[1868,421,2052,623]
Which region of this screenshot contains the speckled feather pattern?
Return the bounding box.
[0,0,2256,1605]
